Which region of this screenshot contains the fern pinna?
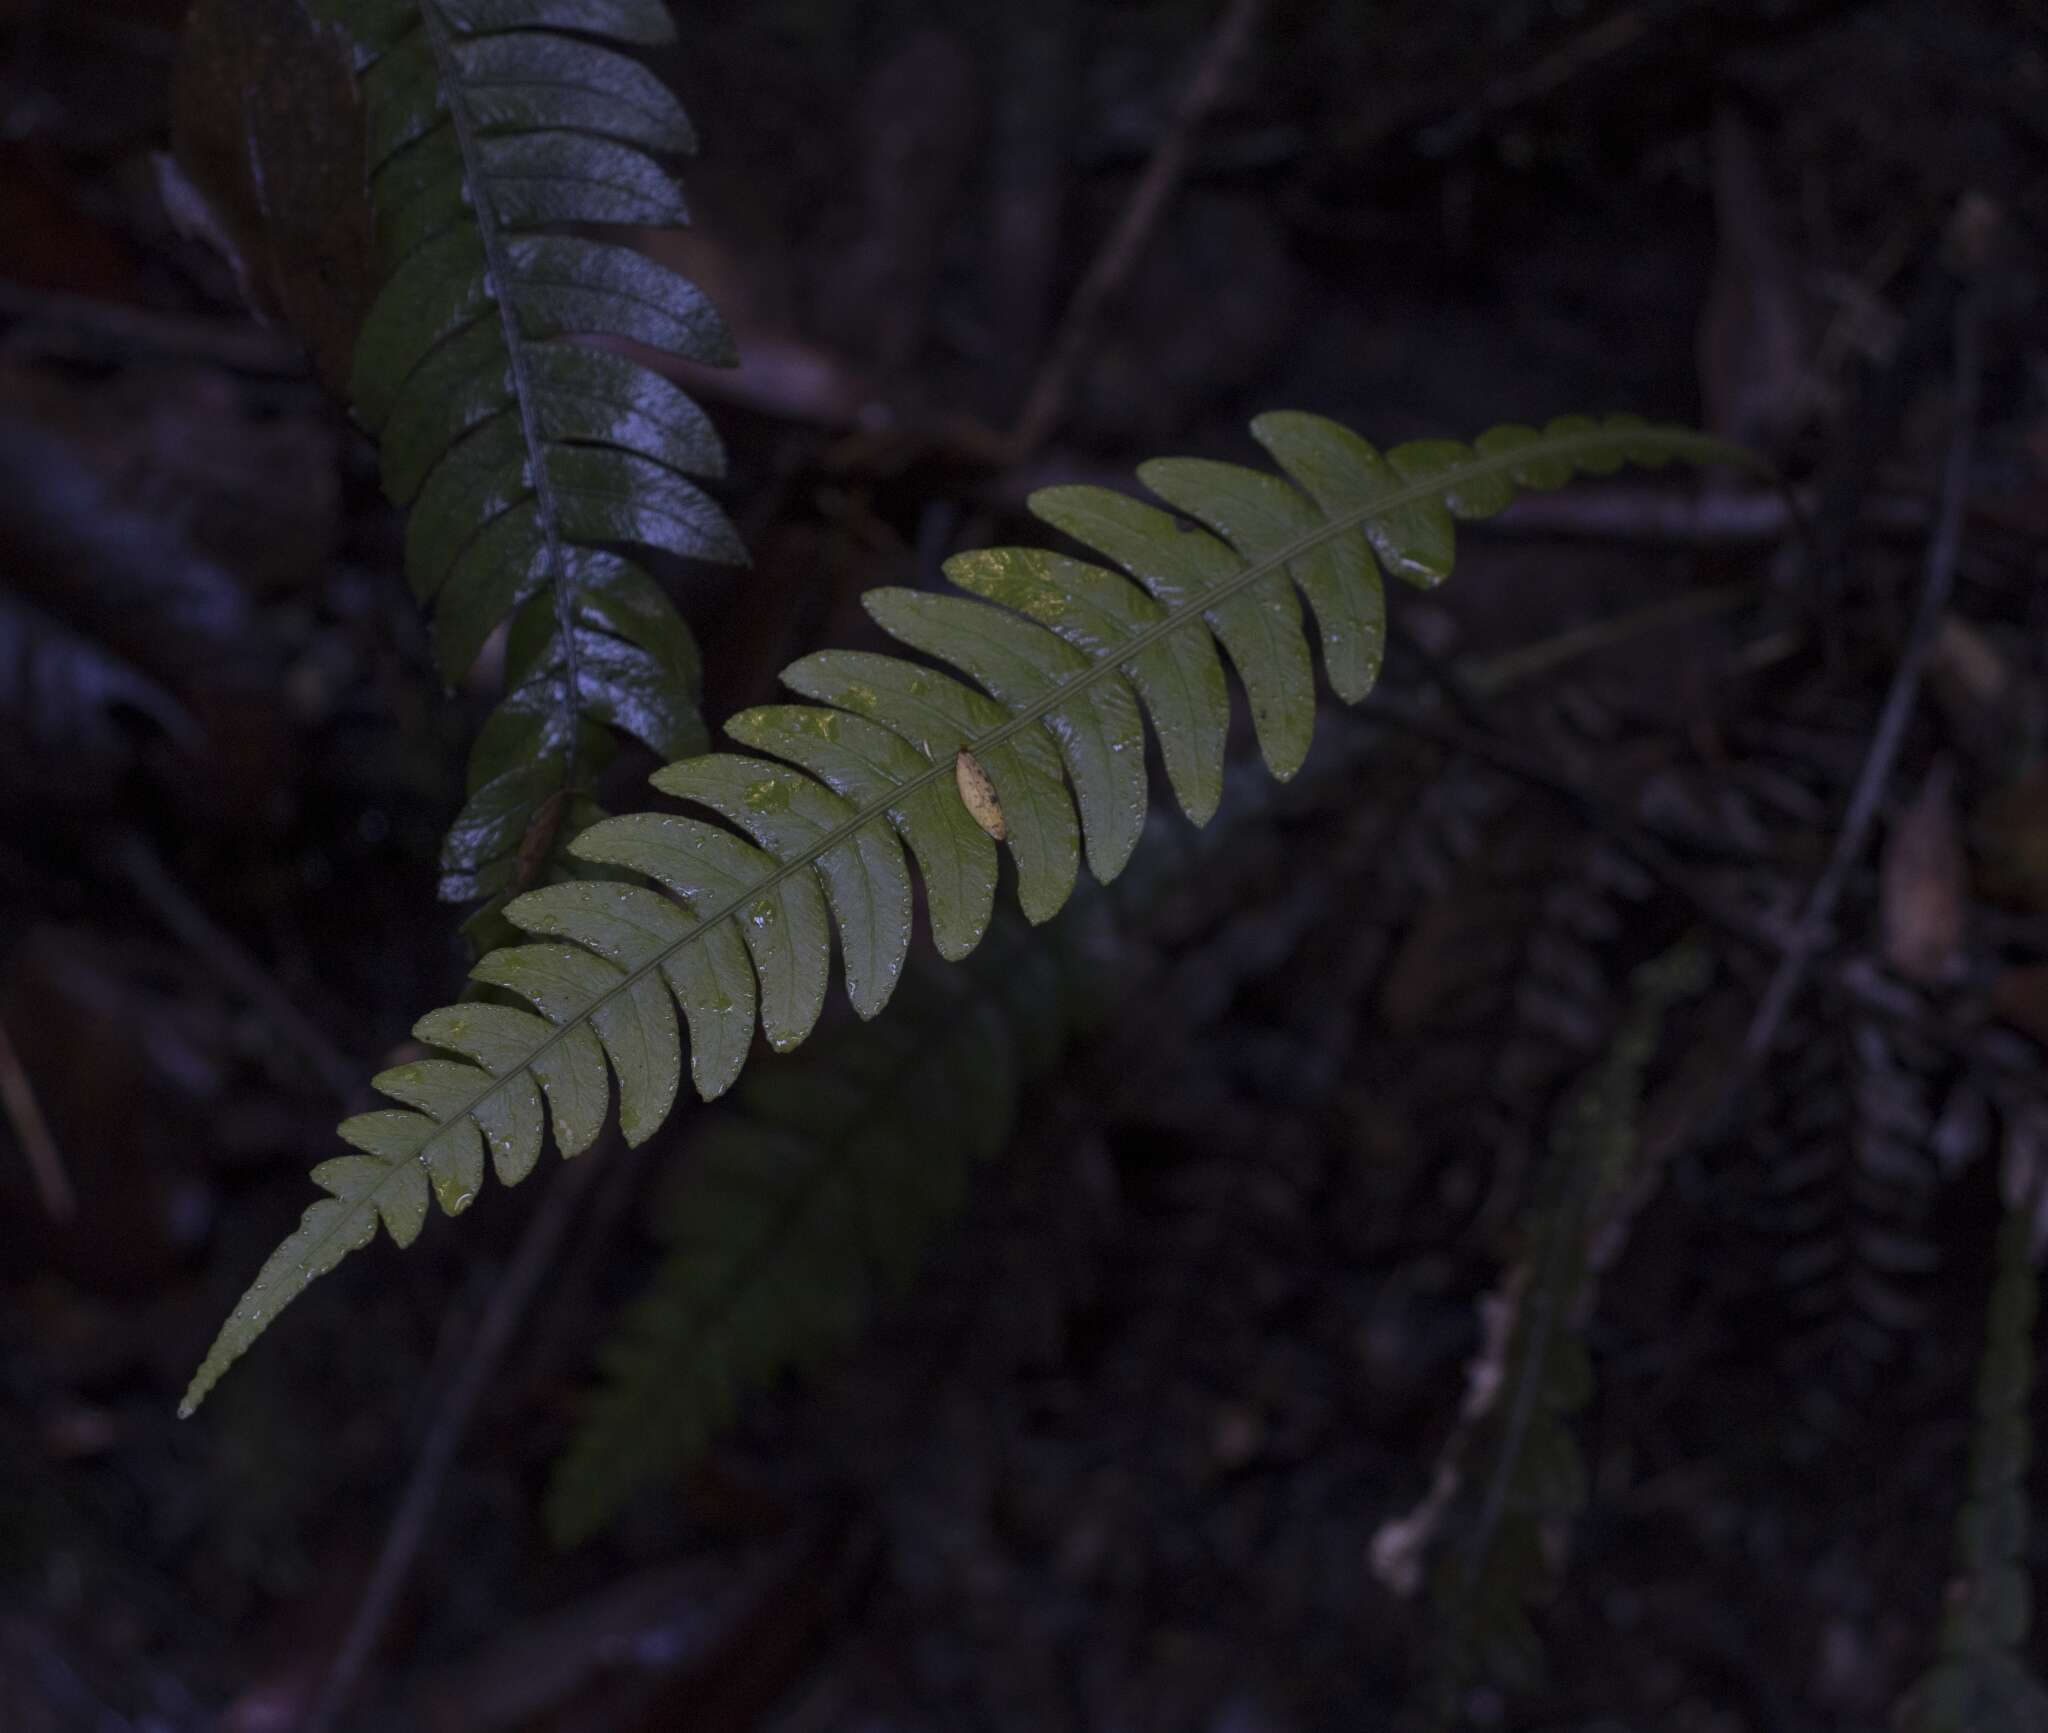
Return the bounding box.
[337,0,741,908]
[1896,1200,2048,1732]
[182,412,1751,1418]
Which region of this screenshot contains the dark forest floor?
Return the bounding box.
[3,1,2047,1729]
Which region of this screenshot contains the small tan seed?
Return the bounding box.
[954,749,1005,841]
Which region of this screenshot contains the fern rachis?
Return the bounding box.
[182,412,1755,1417]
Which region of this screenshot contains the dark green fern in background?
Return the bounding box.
[329,0,741,916]
[1430,939,1708,1700]
[1896,1199,2048,1732]
[544,900,1113,1543]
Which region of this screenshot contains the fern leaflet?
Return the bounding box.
[333,0,743,909]
[1379,939,1707,1699]
[1896,1200,2048,1732]
[182,412,1754,1416]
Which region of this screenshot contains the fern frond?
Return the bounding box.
[182,412,1753,1415]
[1425,939,1707,1696]
[543,905,1105,1543]
[1759,1013,1944,1439]
[1896,1202,2048,1733]
[336,0,742,906]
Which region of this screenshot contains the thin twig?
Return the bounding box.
[1741,295,1981,1065]
[1481,484,1936,548]
[1420,2,1656,157]
[107,832,360,1105]
[0,1012,73,1220]
[299,1147,606,1733]
[1004,0,1268,457]
[1464,580,1760,698]
[0,282,306,374]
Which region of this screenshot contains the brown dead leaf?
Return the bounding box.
[1926,614,2018,769]
[169,0,377,396]
[1880,757,1966,985]
[1696,106,1813,454]
[955,749,1006,841]
[1992,966,2048,1053]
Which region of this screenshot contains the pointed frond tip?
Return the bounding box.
[181,411,1756,1417]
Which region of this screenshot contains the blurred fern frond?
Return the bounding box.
[1375,939,1708,1700]
[543,903,1111,1544]
[1895,1197,2048,1733]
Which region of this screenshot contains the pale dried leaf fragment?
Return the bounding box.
[1696,106,1814,454]
[1366,1260,1527,1597]
[1882,757,1966,986]
[955,748,1005,841]
[1928,614,2019,768]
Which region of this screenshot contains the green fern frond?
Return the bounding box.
[1432,939,1708,1696]
[1896,1202,2048,1733]
[333,0,743,907]
[182,412,1753,1416]
[543,903,1108,1544]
